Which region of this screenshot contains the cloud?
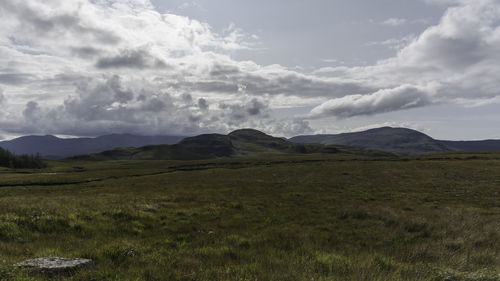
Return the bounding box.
[0,74,308,137]
[308,0,500,118]
[0,0,294,136]
[178,1,204,11]
[0,88,5,105]
[0,73,35,85]
[96,48,168,69]
[219,98,269,121]
[382,18,408,26]
[308,85,432,118]
[367,35,416,50]
[198,98,208,110]
[23,101,41,121]
[0,0,499,137]
[422,0,464,6]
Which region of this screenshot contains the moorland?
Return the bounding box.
[0,150,499,280]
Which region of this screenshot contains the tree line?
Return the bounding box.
[0,147,46,169]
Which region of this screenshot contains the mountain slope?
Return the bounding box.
[0,134,185,159]
[440,140,500,152]
[71,129,392,161]
[290,127,452,154]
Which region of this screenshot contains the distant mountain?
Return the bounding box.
[290,127,500,154]
[5,127,500,160]
[71,129,392,161]
[440,140,500,152]
[290,127,450,154]
[0,134,185,159]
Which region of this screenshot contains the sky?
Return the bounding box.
[1,0,500,140]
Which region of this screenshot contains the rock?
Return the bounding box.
[197,229,215,235]
[125,249,137,257]
[14,257,94,275]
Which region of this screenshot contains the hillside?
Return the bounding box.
[440,139,500,152]
[290,127,451,154]
[4,128,500,159]
[71,129,392,161]
[0,134,185,159]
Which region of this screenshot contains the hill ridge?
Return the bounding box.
[0,134,186,159]
[4,127,500,159]
[290,127,500,154]
[70,129,392,161]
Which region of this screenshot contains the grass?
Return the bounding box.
[0,153,499,280]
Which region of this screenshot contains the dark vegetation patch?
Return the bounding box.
[0,147,45,169]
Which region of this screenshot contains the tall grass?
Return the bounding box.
[0,154,499,280]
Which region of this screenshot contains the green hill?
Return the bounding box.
[70,129,393,161]
[290,127,452,154]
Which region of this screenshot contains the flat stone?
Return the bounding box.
[14,257,94,275]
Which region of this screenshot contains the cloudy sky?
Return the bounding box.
[1,0,500,140]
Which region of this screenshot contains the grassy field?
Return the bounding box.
[0,153,499,280]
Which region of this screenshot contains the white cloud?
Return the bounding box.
[0,0,321,136]
[0,0,499,137]
[312,0,500,117]
[321,58,342,63]
[367,35,417,50]
[422,0,464,6]
[178,1,204,11]
[382,18,408,26]
[308,85,432,118]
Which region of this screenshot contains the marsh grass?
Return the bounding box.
[0,153,499,280]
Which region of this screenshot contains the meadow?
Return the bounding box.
[0,153,499,280]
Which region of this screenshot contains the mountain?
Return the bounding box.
[0,134,185,159]
[6,127,499,160]
[290,127,500,154]
[71,129,392,161]
[290,127,451,154]
[440,140,500,152]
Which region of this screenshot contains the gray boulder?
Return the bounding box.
[14,257,94,275]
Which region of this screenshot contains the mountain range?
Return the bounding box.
[70,129,390,161]
[289,127,500,154]
[1,127,500,160]
[0,134,184,159]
